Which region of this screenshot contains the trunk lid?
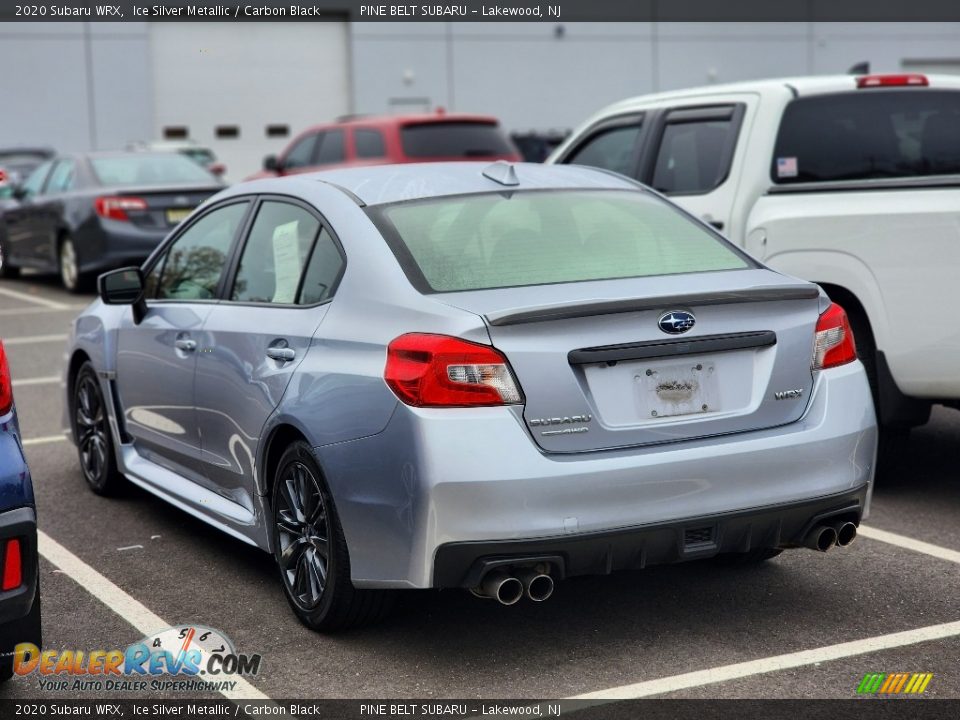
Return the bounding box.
[438,269,822,453]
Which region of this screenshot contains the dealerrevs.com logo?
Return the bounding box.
[857,672,934,695]
[14,625,261,693]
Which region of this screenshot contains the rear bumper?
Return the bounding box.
[318,361,877,589]
[434,486,866,587]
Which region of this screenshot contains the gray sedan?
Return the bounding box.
[64,162,877,631]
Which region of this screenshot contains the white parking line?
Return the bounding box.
[22,434,68,447]
[0,286,70,310]
[38,531,271,701]
[859,524,960,565]
[11,375,60,387]
[3,333,69,346]
[571,619,960,700]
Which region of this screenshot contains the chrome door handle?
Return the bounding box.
[174,338,197,352]
[266,347,296,362]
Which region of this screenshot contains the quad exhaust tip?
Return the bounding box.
[803,521,857,552]
[804,525,838,552]
[834,521,858,547]
[480,572,525,606]
[516,568,555,602]
[473,565,555,604]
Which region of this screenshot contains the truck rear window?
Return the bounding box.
[400,122,516,159]
[371,190,751,293]
[772,89,960,183]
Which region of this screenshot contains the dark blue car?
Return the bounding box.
[0,340,41,682]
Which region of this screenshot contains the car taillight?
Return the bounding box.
[813,303,857,370]
[385,333,523,407]
[95,196,147,221]
[2,538,22,591]
[0,341,12,416]
[857,73,928,89]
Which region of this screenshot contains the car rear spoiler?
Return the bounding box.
[484,285,820,326]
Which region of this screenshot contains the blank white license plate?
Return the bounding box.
[637,360,719,419]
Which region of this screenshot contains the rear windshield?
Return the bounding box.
[179,148,215,165]
[372,190,751,293]
[91,154,216,187]
[400,122,516,158]
[772,89,960,183]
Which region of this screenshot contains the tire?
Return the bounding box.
[271,442,394,632]
[713,548,783,566]
[844,306,912,473]
[0,235,20,279]
[71,363,125,496]
[0,582,41,683]
[59,236,89,293]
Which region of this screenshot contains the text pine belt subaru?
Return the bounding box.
[65,162,877,630]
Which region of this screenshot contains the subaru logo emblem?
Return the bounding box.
[658,311,696,334]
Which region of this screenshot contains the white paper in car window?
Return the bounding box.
[272,220,302,304]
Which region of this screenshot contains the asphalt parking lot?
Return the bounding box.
[0,273,958,703]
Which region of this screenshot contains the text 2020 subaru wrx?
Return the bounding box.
[64,163,877,630]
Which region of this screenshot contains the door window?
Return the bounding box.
[565,122,643,176]
[45,160,76,194]
[651,108,740,194]
[145,202,248,300]
[230,201,320,304]
[354,128,386,159]
[316,130,345,165]
[283,133,319,169]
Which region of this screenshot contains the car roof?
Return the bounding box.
[298,111,503,135]
[595,73,960,114]
[0,146,55,157]
[249,162,641,206]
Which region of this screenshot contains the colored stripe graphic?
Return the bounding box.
[857,672,932,694]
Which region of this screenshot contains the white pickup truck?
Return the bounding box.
[550,72,960,456]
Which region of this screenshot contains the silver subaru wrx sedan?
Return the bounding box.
[64,162,877,631]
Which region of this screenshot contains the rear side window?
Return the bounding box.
[565,123,642,176]
[652,109,740,194]
[773,90,960,183]
[400,122,515,158]
[231,202,320,304]
[371,190,750,293]
[298,229,344,305]
[354,129,386,159]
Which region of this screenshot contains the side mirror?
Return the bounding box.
[11,184,28,201]
[98,267,147,324]
[208,162,227,177]
[263,155,281,173]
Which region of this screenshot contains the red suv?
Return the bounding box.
[249,111,521,179]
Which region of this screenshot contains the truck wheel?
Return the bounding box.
[844,305,913,474]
